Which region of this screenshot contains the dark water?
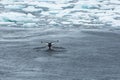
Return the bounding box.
[0,26,120,80]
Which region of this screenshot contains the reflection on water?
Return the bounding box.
[33,46,67,53]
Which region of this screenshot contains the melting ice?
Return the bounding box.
[0,0,120,28]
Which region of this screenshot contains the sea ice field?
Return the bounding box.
[0,0,120,80]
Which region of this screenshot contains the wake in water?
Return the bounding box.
[33,40,66,52]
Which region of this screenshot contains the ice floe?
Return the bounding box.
[0,12,39,23]
[0,0,119,28]
[22,6,42,12]
[4,4,25,10]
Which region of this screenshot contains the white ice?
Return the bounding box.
[0,0,119,28]
[22,6,42,12]
[0,12,39,23]
[4,4,25,10]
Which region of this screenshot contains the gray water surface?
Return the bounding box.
[0,27,120,80]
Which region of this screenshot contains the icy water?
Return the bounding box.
[0,0,120,80]
[1,27,120,80]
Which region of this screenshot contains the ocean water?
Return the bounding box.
[0,0,120,80]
